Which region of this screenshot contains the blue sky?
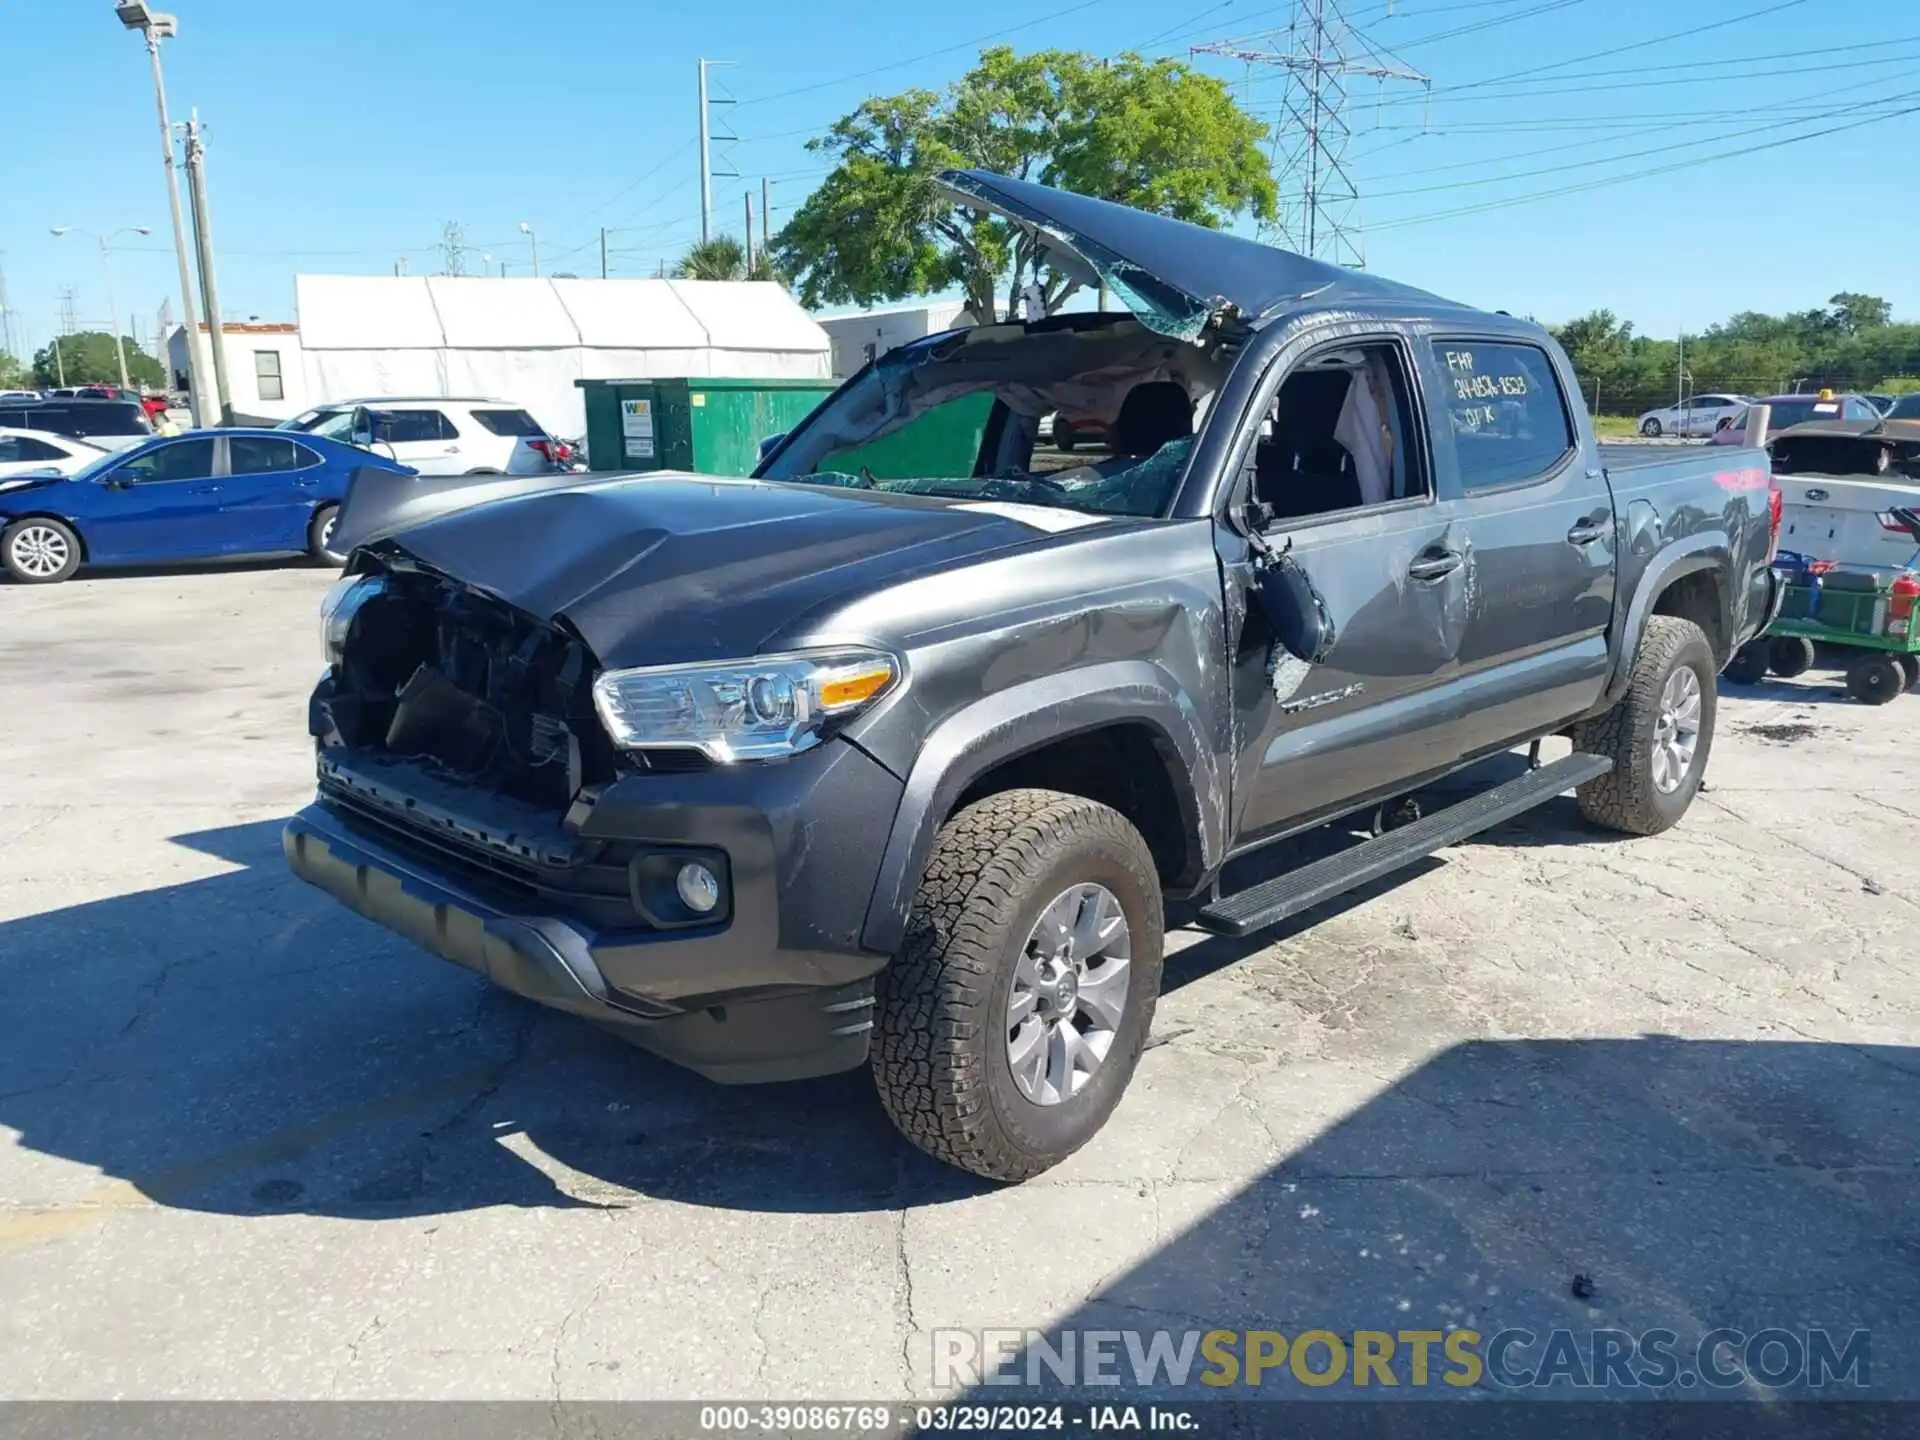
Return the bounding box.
[3,0,1914,361]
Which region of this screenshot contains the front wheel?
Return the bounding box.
[1574,616,1716,836]
[871,789,1164,1182]
[1722,642,1770,685]
[1641,418,1663,438]
[2,517,82,584]
[307,504,346,565]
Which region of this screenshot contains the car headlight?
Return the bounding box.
[319,572,386,666]
[592,649,899,762]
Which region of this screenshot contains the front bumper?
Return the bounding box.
[283,738,905,1083]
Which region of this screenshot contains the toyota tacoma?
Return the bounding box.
[285,170,1785,1182]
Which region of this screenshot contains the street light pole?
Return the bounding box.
[50,226,152,391]
[118,2,206,426]
[519,222,539,278]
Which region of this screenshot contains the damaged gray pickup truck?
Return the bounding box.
[286,170,1785,1182]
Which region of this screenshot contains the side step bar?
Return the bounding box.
[1194,752,1613,938]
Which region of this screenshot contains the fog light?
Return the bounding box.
[675,862,721,914]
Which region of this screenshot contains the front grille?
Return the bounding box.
[319,773,642,932]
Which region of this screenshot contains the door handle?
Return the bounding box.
[1567,519,1611,545]
[1407,551,1462,581]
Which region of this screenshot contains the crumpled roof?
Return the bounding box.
[938,169,1470,331]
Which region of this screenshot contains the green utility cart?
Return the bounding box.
[576,377,837,476]
[1727,558,1920,704]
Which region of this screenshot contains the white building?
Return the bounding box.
[817,300,972,377]
[290,276,832,438]
[166,321,312,424]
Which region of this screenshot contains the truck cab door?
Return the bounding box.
[1226,337,1473,846]
[1423,339,1616,749]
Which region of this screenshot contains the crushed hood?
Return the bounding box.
[936,168,1466,339]
[362,473,1097,669]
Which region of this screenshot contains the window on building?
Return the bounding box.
[253,349,284,402]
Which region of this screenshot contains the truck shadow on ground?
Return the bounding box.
[959,1033,1918,1405]
[7,809,1903,1239]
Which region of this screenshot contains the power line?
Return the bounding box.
[1369,89,1920,232]
[1195,0,1429,267]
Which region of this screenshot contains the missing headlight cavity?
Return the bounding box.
[316,562,614,810]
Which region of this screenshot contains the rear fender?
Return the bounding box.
[1601,534,1727,704]
[859,661,1223,955]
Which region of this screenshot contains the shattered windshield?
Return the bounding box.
[756,315,1228,519]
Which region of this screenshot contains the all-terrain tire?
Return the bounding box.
[1574,615,1717,836]
[1768,635,1817,678]
[1896,653,1920,691]
[870,788,1164,1183]
[1722,643,1769,686]
[307,504,346,565]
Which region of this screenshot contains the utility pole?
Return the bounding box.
[118,2,206,423]
[51,337,67,388]
[697,59,738,244]
[744,192,754,268]
[600,227,609,280]
[762,175,772,255]
[182,113,233,424]
[1195,0,1428,267]
[0,257,16,361]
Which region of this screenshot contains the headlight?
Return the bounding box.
[592,649,899,762]
[319,572,385,666]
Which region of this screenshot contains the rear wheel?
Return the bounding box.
[1846,653,1904,705]
[871,788,1164,1182]
[1722,643,1770,686]
[2,517,81,584]
[1767,635,1817,678]
[1641,418,1663,437]
[307,504,346,565]
[1896,654,1920,691]
[1574,616,1716,836]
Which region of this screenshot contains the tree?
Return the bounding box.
[674,235,784,284]
[0,352,25,389]
[772,46,1278,324]
[30,332,165,389]
[1828,292,1892,334]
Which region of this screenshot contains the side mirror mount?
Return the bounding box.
[758,432,788,465]
[1252,545,1336,666]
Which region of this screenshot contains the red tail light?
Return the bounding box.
[528,439,555,463]
[1766,472,1783,562]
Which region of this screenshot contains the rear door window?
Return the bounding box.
[384,409,457,443]
[230,436,320,474]
[1433,341,1576,491]
[0,436,66,463]
[470,408,544,437]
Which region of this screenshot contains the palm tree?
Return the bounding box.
[675,236,747,281]
[674,235,785,284]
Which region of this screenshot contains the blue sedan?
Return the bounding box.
[0,429,414,584]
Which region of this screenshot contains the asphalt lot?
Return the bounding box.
[0,561,1914,1402]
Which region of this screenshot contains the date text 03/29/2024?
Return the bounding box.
[695,1405,1195,1433]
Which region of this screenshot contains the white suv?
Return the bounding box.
[280,397,568,476]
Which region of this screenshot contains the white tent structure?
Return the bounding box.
[293,276,832,438]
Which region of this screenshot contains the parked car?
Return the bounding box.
[1886,394,1920,421]
[0,389,39,402]
[1636,392,1749,438]
[1052,410,1111,451]
[0,396,154,451]
[0,428,413,584]
[285,167,1783,1183]
[1865,393,1897,415]
[1771,473,1920,572]
[279,397,565,476]
[0,427,107,480]
[1711,391,1881,446]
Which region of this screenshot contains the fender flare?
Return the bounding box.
[859,660,1224,955]
[1603,534,1728,704]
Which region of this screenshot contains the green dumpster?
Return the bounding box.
[576,377,838,476]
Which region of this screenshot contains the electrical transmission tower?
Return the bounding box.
[440,222,469,277]
[58,288,79,336]
[1195,0,1428,268]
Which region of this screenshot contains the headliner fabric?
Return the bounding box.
[292,276,831,437]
